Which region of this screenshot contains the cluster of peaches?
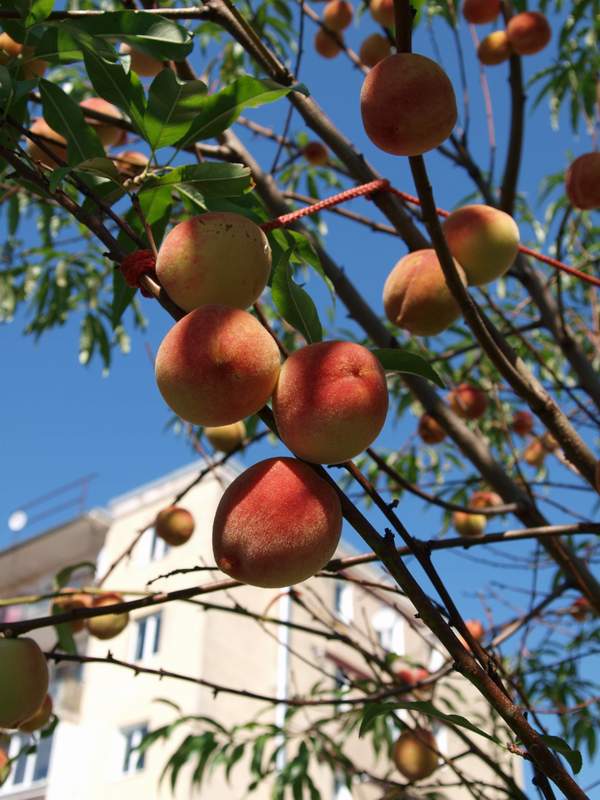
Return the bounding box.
[463,1,552,66]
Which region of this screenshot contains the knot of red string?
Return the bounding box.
[120,249,157,297]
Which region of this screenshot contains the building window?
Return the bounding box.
[372,607,405,655]
[0,732,53,794]
[121,724,148,775]
[149,527,169,561]
[334,582,353,624]
[135,527,169,565]
[133,613,162,661]
[431,719,448,757]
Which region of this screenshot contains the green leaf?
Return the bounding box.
[53,561,96,590]
[25,0,54,25]
[54,621,77,654]
[137,184,173,249]
[75,157,121,183]
[271,255,322,344]
[177,76,298,148]
[140,163,252,197]
[371,348,445,388]
[144,70,208,150]
[539,735,583,774]
[39,79,105,166]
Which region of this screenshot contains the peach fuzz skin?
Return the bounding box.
[272,341,389,464]
[212,457,342,588]
[506,11,551,56]
[442,204,519,286]
[383,249,466,336]
[155,305,281,427]
[360,53,457,157]
[155,506,195,546]
[566,153,600,210]
[156,212,272,312]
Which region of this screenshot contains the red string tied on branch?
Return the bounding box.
[120,249,157,298]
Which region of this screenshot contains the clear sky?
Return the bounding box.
[1,4,598,794]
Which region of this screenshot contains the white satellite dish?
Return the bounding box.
[8,510,28,532]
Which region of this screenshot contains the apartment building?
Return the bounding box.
[0,459,520,799]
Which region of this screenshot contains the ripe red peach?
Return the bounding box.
[314,28,343,58]
[272,341,388,464]
[323,0,353,31]
[418,413,446,444]
[18,694,53,733]
[465,618,485,641]
[396,667,433,700]
[205,421,246,453]
[156,212,272,312]
[360,54,457,156]
[470,490,502,509]
[52,588,92,633]
[369,0,395,27]
[155,305,281,427]
[119,42,164,77]
[393,727,439,781]
[462,0,500,24]
[80,97,125,148]
[565,153,600,210]
[506,11,551,56]
[442,204,520,285]
[359,33,391,68]
[453,510,487,538]
[477,30,512,65]
[86,593,129,640]
[383,249,466,336]
[212,457,343,587]
[523,438,545,468]
[512,410,534,437]
[0,747,7,773]
[113,150,148,178]
[303,141,329,166]
[155,506,195,546]
[27,117,67,166]
[448,383,487,419]
[0,638,49,728]
[570,597,593,621]
[0,32,48,78]
[541,432,558,453]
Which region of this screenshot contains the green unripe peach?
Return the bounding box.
[213,457,342,587]
[155,305,281,427]
[272,341,388,464]
[442,204,520,285]
[205,421,246,453]
[393,727,439,781]
[453,510,487,538]
[155,506,195,546]
[86,593,129,640]
[0,638,49,729]
[156,212,272,312]
[383,249,466,336]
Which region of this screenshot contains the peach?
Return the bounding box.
[570,597,593,621]
[523,438,545,468]
[272,341,388,464]
[541,432,558,453]
[383,249,466,336]
[0,747,7,773]
[80,97,125,148]
[393,727,439,781]
[155,506,195,546]
[0,33,47,79]
[212,457,342,587]
[453,510,486,538]
[360,54,457,156]
[418,413,446,444]
[303,141,329,166]
[358,33,391,68]
[565,153,600,211]
[323,0,353,30]
[0,638,49,728]
[314,28,343,58]
[27,117,67,166]
[477,30,512,65]
[465,618,485,641]
[86,593,129,640]
[119,42,164,77]
[155,305,281,427]
[470,490,502,509]
[113,150,149,178]
[205,421,246,453]
[512,410,534,437]
[442,204,520,285]
[18,694,53,733]
[506,11,551,56]
[395,667,433,700]
[156,212,272,312]
[462,0,500,24]
[369,0,395,27]
[448,383,487,419]
[52,588,92,633]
